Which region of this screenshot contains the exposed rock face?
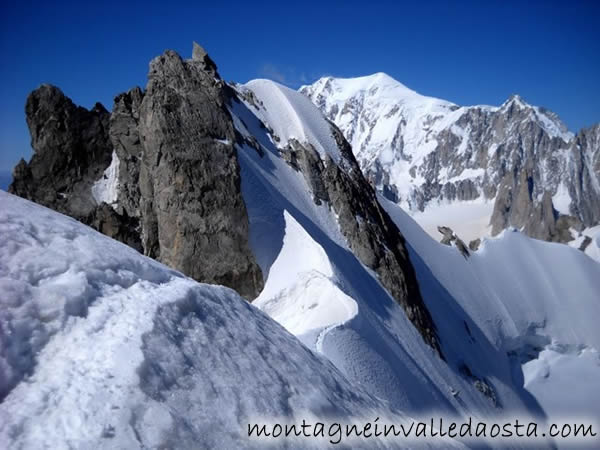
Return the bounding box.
[86,203,143,252]
[568,124,600,227]
[490,170,577,242]
[10,45,263,299]
[191,41,219,78]
[579,236,592,252]
[437,226,470,258]
[9,85,143,251]
[468,238,481,252]
[486,123,600,243]
[10,85,112,218]
[301,76,600,244]
[109,86,145,221]
[137,48,262,298]
[282,121,442,356]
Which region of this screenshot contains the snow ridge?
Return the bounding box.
[0,191,389,449]
[243,79,343,165]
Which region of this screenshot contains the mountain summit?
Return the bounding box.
[301,74,599,248]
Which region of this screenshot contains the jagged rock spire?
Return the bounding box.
[191,42,219,78]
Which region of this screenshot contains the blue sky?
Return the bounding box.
[1,0,599,175]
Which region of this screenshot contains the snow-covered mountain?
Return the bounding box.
[230,76,600,426]
[4,44,600,448]
[301,74,600,252]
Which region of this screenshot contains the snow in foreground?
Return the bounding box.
[0,191,398,449]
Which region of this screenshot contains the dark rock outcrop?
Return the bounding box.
[437,226,470,258]
[437,226,455,246]
[490,170,581,243]
[468,238,481,251]
[10,45,263,300]
[135,47,262,299]
[459,363,500,408]
[10,85,112,218]
[9,85,145,252]
[86,203,143,252]
[285,121,443,356]
[109,86,145,219]
[191,41,219,78]
[565,124,600,228]
[579,236,592,252]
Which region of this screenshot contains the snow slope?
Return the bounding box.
[254,210,359,342]
[0,190,395,449]
[231,75,600,427]
[568,225,600,262]
[229,81,600,448]
[244,79,344,165]
[229,83,551,422]
[380,195,600,423]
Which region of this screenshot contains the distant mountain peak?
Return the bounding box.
[301,74,597,245]
[307,72,433,104]
[500,93,529,110]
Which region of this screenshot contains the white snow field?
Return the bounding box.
[1,191,422,449]
[410,199,494,245]
[380,196,600,425]
[244,79,344,165]
[302,73,575,190]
